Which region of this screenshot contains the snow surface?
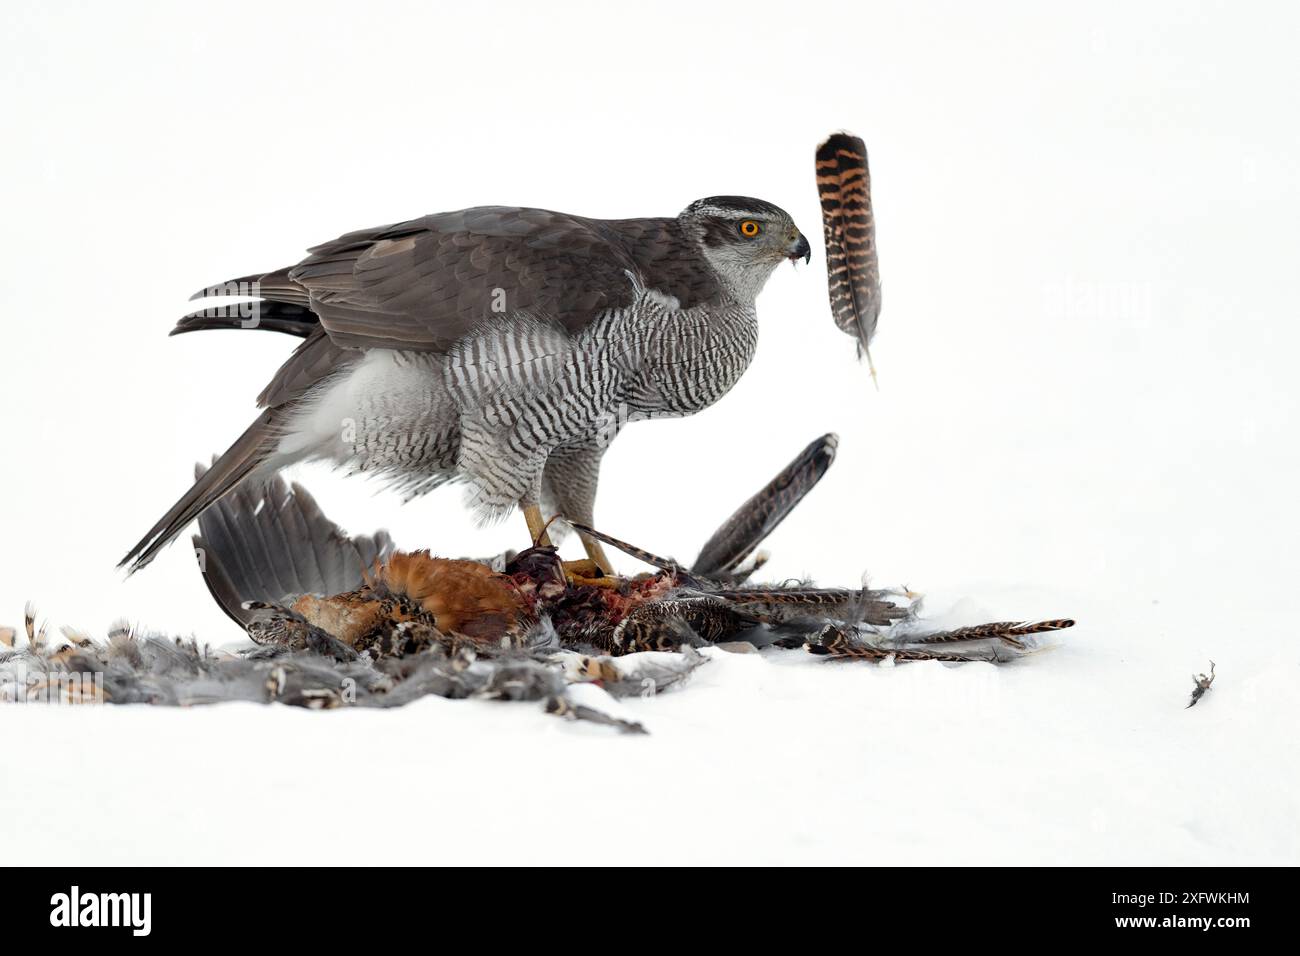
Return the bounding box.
[2,1,1298,864]
[3,584,1295,866]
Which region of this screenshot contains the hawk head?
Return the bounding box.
[680,196,810,299]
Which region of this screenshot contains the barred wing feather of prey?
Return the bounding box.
[816,133,881,376]
[192,466,394,628]
[692,433,838,578]
[565,433,841,586]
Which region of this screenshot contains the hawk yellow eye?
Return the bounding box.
[738,220,761,238]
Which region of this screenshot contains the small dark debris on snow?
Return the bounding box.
[1186,661,1216,708]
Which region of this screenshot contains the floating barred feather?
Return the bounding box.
[816,131,881,383]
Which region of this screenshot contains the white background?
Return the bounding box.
[2,0,1297,864]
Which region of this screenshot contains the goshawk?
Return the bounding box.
[122,197,811,579]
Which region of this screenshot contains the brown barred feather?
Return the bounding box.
[812,629,1001,663]
[916,619,1076,649]
[710,586,910,630]
[816,131,881,380]
[711,587,862,607]
[809,617,1075,663]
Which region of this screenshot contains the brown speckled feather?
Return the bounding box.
[816,133,881,368]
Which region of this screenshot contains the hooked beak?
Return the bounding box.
[787,232,811,265]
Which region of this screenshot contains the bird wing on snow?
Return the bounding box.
[192,466,394,628]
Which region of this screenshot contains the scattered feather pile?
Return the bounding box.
[1,434,1073,732]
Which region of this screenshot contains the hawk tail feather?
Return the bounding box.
[171,301,319,338]
[176,268,317,337]
[119,410,281,574]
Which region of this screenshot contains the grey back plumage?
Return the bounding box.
[241,207,725,353]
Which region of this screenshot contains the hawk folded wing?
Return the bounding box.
[185,206,725,408]
[286,208,638,350]
[197,207,718,354]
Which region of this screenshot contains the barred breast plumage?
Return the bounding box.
[316,294,760,519]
